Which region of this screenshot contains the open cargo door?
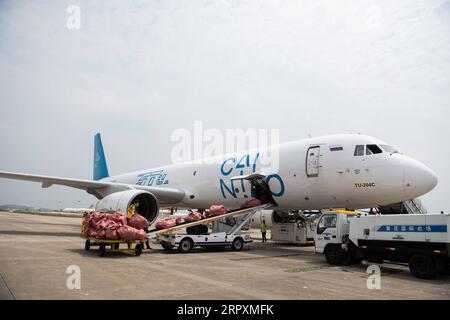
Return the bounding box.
[231,173,278,206]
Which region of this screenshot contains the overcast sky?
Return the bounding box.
[0,0,449,212]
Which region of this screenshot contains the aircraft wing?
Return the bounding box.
[0,171,185,204]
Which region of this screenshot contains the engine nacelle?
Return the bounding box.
[95,190,160,224]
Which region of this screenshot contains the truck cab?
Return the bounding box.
[314,210,359,263]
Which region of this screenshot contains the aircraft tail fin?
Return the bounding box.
[93,133,109,181]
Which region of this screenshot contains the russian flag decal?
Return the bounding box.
[329,145,344,152]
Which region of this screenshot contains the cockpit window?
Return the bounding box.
[380,145,398,154]
[317,214,337,235]
[354,145,364,156]
[366,144,383,155]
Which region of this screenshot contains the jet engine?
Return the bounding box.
[95,190,159,224]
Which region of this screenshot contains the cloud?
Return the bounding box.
[0,0,449,212]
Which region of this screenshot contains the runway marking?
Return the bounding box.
[0,273,16,300]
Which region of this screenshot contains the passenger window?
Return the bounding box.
[354,145,364,156]
[366,144,383,155]
[317,214,337,235]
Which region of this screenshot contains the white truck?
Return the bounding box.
[148,205,269,253]
[156,232,253,253]
[315,210,450,279]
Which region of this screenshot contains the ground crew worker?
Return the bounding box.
[144,226,151,250]
[127,202,138,219]
[261,220,267,243]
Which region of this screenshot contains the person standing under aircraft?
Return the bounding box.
[261,220,267,243]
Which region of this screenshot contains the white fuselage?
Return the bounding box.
[103,134,437,211]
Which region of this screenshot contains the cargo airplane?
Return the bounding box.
[0,133,438,224]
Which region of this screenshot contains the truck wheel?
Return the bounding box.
[324,245,344,265]
[162,243,174,252]
[178,238,193,253]
[409,253,437,279]
[99,243,106,257]
[84,239,91,251]
[231,238,244,251]
[135,243,143,256]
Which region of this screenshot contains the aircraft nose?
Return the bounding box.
[404,159,438,197]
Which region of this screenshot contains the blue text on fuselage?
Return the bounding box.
[136,170,169,186]
[219,153,285,199]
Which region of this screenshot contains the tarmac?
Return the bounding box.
[0,211,449,300]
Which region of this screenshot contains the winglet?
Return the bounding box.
[93,133,109,180]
